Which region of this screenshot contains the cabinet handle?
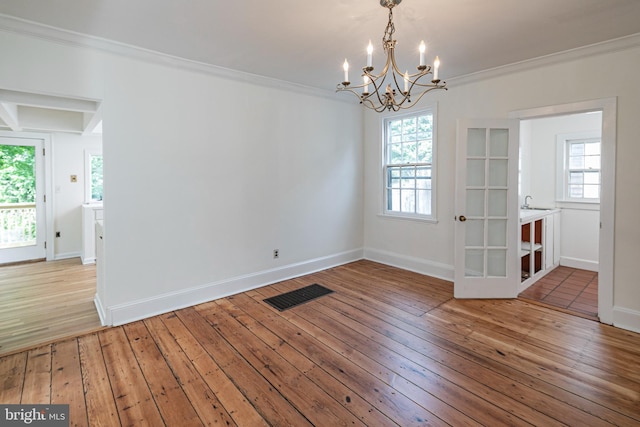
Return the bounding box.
[459,215,467,222]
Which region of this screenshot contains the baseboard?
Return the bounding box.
[363,247,454,282]
[54,251,81,261]
[559,256,598,272]
[93,293,108,326]
[612,306,640,334]
[104,248,364,326]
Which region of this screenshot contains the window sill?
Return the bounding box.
[378,212,438,224]
[555,200,600,211]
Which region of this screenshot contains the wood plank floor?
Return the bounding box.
[0,258,104,356]
[1,260,639,426]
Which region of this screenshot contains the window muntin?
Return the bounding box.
[384,110,436,218]
[566,139,600,200]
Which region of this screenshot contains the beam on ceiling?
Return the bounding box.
[0,101,22,131]
[0,89,99,113]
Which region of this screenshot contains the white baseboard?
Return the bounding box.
[560,256,599,272]
[104,248,364,326]
[54,251,81,261]
[363,247,454,282]
[94,293,107,326]
[612,306,640,334]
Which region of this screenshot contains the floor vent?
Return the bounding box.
[263,284,334,311]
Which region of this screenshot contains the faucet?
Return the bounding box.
[522,195,532,209]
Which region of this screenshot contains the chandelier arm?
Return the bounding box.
[336,0,445,112]
[398,86,448,109]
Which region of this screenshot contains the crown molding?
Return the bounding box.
[446,32,640,87]
[2,13,639,97]
[0,14,341,102]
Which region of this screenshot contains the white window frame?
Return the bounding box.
[555,131,601,204]
[382,106,437,221]
[84,149,103,203]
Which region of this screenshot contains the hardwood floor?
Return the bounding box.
[1,260,639,426]
[0,258,103,356]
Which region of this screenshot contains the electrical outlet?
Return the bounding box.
[273,249,279,259]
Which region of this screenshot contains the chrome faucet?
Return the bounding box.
[522,195,532,209]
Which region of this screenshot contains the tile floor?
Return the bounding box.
[519,266,598,319]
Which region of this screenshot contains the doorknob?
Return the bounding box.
[459,215,467,222]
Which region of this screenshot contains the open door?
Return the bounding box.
[0,136,46,264]
[454,119,519,298]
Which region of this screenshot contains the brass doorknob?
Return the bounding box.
[459,215,467,222]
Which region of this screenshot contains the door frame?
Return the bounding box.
[0,130,54,262]
[509,97,616,325]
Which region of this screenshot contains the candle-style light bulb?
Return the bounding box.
[419,41,426,66]
[404,71,409,93]
[433,56,440,81]
[367,41,373,67]
[364,75,370,94]
[343,59,349,82]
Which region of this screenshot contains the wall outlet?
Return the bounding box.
[273,249,279,259]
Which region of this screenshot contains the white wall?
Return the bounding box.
[52,133,102,259]
[2,22,640,333]
[364,40,640,331]
[0,29,364,325]
[521,113,601,271]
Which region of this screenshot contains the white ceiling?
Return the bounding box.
[1,0,640,131]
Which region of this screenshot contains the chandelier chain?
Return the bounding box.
[383,8,395,46]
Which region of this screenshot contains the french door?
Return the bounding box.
[0,136,46,263]
[454,119,519,298]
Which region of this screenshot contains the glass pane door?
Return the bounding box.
[454,120,518,298]
[0,136,46,263]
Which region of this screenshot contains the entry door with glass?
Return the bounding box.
[0,136,46,263]
[454,119,519,298]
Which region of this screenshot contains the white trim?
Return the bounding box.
[94,293,107,326]
[102,249,363,326]
[0,14,338,102]
[509,97,616,326]
[54,251,81,261]
[84,148,102,203]
[612,306,640,334]
[0,130,53,261]
[559,256,598,272]
[381,105,438,221]
[447,33,640,87]
[364,247,453,282]
[555,131,601,203]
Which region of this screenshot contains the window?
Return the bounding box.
[383,108,436,219]
[84,150,103,202]
[563,138,600,201]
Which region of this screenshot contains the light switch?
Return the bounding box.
[70,175,77,183]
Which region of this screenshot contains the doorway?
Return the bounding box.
[0,135,46,264]
[510,98,616,324]
[518,112,601,319]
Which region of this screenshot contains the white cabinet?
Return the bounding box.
[81,203,103,264]
[520,209,560,291]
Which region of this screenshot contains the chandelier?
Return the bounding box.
[336,0,447,112]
